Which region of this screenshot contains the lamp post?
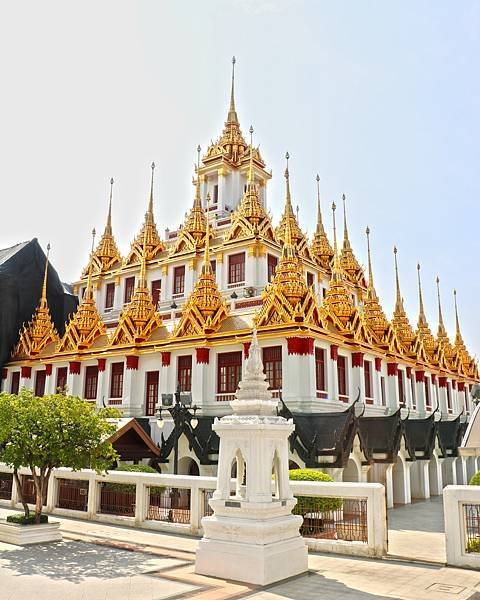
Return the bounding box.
[156,383,198,474]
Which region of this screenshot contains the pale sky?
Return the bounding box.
[1,1,479,354]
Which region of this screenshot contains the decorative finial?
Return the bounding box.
[248,126,254,184]
[342,193,349,241]
[196,145,201,169]
[393,246,402,311]
[366,226,373,289]
[436,276,446,331]
[332,202,338,253]
[148,162,155,215]
[454,288,462,340]
[417,262,426,323]
[228,56,238,122]
[284,152,291,204]
[41,243,51,302]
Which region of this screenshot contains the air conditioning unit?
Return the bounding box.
[244,287,255,298]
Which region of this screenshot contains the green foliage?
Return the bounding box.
[7,513,48,525]
[289,469,343,514]
[0,389,119,521]
[467,538,480,553]
[98,406,123,419]
[469,471,480,486]
[104,463,164,495]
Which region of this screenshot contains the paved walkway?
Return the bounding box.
[1,506,479,599]
[388,497,446,563]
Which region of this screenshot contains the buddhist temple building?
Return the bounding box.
[2,58,480,506]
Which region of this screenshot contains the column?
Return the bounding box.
[217,169,226,211]
[386,363,399,409]
[351,352,365,401]
[161,265,169,302]
[410,460,430,499]
[113,275,122,311]
[374,357,382,406]
[245,246,256,288]
[159,352,173,397]
[415,371,426,413]
[192,348,210,408]
[20,366,32,390]
[405,367,413,410]
[329,345,339,401]
[458,382,467,413]
[124,355,139,416]
[438,377,448,414]
[451,380,458,413]
[215,252,224,292]
[1,368,8,392]
[283,337,316,408]
[67,361,81,396]
[97,359,107,408]
[44,364,54,395]
[186,259,196,297]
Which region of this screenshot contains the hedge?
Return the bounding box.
[104,463,164,494]
[469,471,480,486]
[289,469,343,514]
[7,513,48,525]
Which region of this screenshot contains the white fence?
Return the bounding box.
[444,485,480,569]
[0,464,387,557]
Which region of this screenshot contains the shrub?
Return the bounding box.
[7,513,48,525]
[467,538,480,553]
[469,471,480,486]
[289,469,343,514]
[104,463,164,495]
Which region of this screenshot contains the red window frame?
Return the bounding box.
[337,355,347,398]
[267,254,278,282]
[177,355,192,392]
[84,365,99,400]
[151,279,161,306]
[34,370,46,397]
[145,371,159,416]
[228,253,245,284]
[398,370,405,407]
[105,282,115,309]
[218,351,242,394]
[364,360,373,402]
[110,362,124,398]
[263,346,282,390]
[10,371,20,394]
[424,377,431,409]
[306,272,314,288]
[173,266,185,295]
[315,347,326,392]
[56,367,67,392]
[124,277,135,303]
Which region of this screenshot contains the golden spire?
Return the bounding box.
[227,55,238,124]
[311,174,334,269]
[339,194,363,283]
[170,146,208,254]
[390,247,415,347]
[14,243,59,358]
[436,276,448,340]
[415,263,435,354]
[111,221,162,346]
[125,162,165,264]
[173,189,229,337]
[453,289,465,349]
[86,178,122,275]
[58,230,107,352]
[363,226,389,338]
[452,289,474,374]
[322,202,354,326]
[275,153,308,253]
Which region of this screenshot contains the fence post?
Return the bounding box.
[190,483,201,535]
[368,484,388,556]
[135,482,147,526]
[87,472,99,520]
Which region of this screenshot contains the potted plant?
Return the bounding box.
[0,390,118,545]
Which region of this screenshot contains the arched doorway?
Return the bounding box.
[177,457,199,476]
[342,458,360,482]
[289,460,300,470]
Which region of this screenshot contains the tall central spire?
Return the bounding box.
[227,56,238,124]
[416,263,427,327]
[363,227,389,339]
[391,247,415,347]
[415,263,435,354]
[339,194,363,284]
[436,277,448,339]
[310,175,333,269]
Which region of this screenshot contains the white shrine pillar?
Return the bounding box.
[387,363,399,409]
[192,348,210,408]
[329,344,339,400]
[438,377,448,414]
[282,337,316,409]
[96,359,107,408]
[351,352,365,400]
[124,356,140,416]
[415,371,426,413]
[196,330,308,585]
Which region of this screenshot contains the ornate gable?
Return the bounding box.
[224,133,275,243]
[111,235,163,346]
[173,224,229,338]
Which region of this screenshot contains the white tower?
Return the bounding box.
[195,329,308,585]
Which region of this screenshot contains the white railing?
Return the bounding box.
[444,485,480,569]
[0,465,387,557]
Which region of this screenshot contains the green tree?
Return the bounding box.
[0,389,118,524]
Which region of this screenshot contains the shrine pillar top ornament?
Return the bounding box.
[195,328,308,586]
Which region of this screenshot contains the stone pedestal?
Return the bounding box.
[195,329,308,585]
